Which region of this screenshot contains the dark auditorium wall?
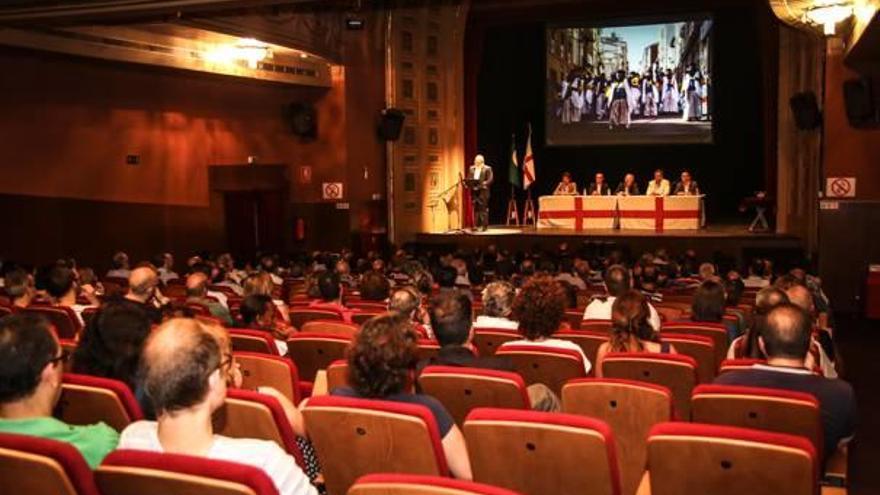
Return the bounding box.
[818,38,880,313]
[0,18,387,268]
[469,3,776,224]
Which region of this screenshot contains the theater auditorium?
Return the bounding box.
[0,0,878,494]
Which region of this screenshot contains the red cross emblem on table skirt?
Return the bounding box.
[618,197,700,232]
[537,197,616,231]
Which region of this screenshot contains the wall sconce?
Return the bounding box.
[804,1,854,35]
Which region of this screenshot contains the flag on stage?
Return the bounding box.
[508,135,521,188]
[523,125,536,189]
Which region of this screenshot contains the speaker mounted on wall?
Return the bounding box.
[286,103,317,139]
[843,78,878,128]
[789,91,822,130]
[378,108,406,141]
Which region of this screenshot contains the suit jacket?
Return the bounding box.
[615,182,641,196]
[673,180,700,195]
[586,182,612,196]
[467,165,494,202]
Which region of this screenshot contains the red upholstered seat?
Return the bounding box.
[660,321,729,367]
[599,352,698,419]
[57,373,143,432]
[494,344,588,396]
[556,330,609,369]
[233,351,302,405]
[472,328,520,357]
[644,422,819,495]
[286,333,351,382]
[303,395,450,495]
[97,450,278,495]
[463,407,621,495]
[417,339,442,360]
[561,378,672,495]
[563,311,586,329]
[289,309,342,329]
[417,366,530,426]
[0,432,99,495]
[214,388,306,470]
[326,359,349,392]
[301,320,359,338]
[580,319,613,333]
[659,333,717,383]
[229,329,280,355]
[0,304,12,318]
[350,473,523,495]
[19,305,83,339]
[718,358,765,373]
[352,312,383,325]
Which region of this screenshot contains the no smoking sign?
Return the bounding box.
[322,182,344,200]
[825,177,856,198]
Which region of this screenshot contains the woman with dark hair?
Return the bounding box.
[331,314,472,480]
[691,279,738,339]
[239,294,293,356]
[498,276,591,374]
[595,290,676,376]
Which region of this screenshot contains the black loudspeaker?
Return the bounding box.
[789,92,822,130]
[843,78,877,128]
[286,103,317,138]
[378,108,405,141]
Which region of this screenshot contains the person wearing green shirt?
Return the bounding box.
[0,313,119,468]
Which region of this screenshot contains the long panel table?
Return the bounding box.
[537,195,702,232]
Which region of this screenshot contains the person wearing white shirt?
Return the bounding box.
[473,282,519,330]
[497,277,592,375]
[117,318,316,495]
[645,169,671,197]
[583,265,661,332]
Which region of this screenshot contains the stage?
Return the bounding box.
[413,223,802,263]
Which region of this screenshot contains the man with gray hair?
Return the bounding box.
[124,266,166,323]
[474,281,518,330]
[388,286,432,338]
[186,273,234,326]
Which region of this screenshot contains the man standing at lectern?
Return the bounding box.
[468,154,494,232]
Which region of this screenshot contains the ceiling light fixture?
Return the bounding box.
[803,0,854,35]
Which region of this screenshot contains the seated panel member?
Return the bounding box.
[553,172,578,196]
[673,170,701,196]
[646,169,671,196]
[585,172,611,196]
[615,173,641,196]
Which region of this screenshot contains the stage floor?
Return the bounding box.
[413,223,802,261]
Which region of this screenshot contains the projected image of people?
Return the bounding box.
[546,19,713,145]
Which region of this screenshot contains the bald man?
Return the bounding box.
[786,283,838,377]
[186,273,233,326]
[714,304,855,463]
[117,319,317,495]
[467,154,494,231]
[125,266,166,323]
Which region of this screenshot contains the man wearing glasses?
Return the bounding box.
[0,314,119,468]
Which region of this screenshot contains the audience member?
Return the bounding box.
[596,291,675,376]
[691,279,738,339]
[124,266,166,324]
[117,318,317,495]
[727,286,788,359]
[474,281,518,330]
[359,271,391,302]
[106,251,131,279]
[332,314,472,480]
[786,284,837,378]
[744,259,770,288]
[153,253,179,284]
[388,286,431,338]
[239,294,292,355]
[308,271,355,323]
[499,276,592,375]
[0,314,118,468]
[5,268,34,308]
[583,265,661,331]
[45,265,98,325]
[185,273,234,326]
[244,272,290,323]
[714,304,855,462]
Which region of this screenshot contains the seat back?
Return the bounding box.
[661,322,728,368]
[303,395,449,495]
[645,423,817,495]
[352,312,383,325]
[659,333,716,383]
[56,373,143,432]
[472,328,520,357]
[21,305,82,339]
[326,360,349,392]
[653,305,684,322]
[229,329,280,355]
[562,379,672,495]
[555,330,608,369]
[417,340,441,361]
[349,473,522,495]
[495,345,587,396]
[691,384,822,456]
[234,352,301,404]
[563,311,585,329]
[417,366,530,426]
[719,358,765,373]
[600,353,698,419]
[96,450,277,495]
[286,333,351,382]
[81,307,99,329]
[214,388,305,469]
[59,339,77,372]
[290,309,342,328]
[302,320,360,338]
[0,432,99,495]
[463,408,620,495]
[580,319,613,333]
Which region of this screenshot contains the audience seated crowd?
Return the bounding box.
[0,242,856,493]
